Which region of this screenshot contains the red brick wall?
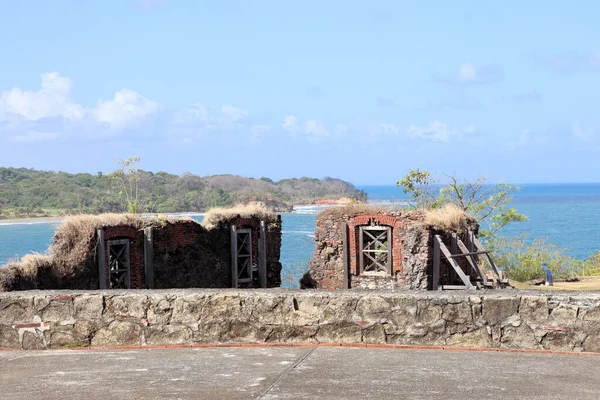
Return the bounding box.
[348,214,405,278]
[153,221,200,253]
[102,226,144,289]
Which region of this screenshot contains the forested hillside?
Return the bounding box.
[0,167,367,218]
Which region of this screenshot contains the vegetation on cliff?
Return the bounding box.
[0,167,367,218]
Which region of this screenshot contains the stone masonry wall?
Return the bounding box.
[310,209,479,290]
[1,290,599,353]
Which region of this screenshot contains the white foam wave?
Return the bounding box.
[0,220,62,227]
[282,230,315,235]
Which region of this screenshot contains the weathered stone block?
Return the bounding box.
[22,331,45,350]
[582,324,600,353]
[74,295,104,320]
[0,297,34,323]
[362,323,386,344]
[416,299,442,324]
[315,323,362,343]
[91,320,142,346]
[201,293,242,320]
[321,297,358,323]
[445,329,492,348]
[519,296,549,323]
[355,295,391,321]
[581,304,600,322]
[0,324,19,348]
[105,295,148,319]
[49,327,89,348]
[550,304,578,325]
[145,325,192,345]
[482,297,520,325]
[147,295,173,325]
[171,294,205,324]
[265,325,318,344]
[442,302,472,324]
[36,297,74,322]
[500,324,539,349]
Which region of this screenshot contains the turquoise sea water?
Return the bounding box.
[1,184,599,284]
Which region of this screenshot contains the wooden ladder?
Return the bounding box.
[432,231,509,291]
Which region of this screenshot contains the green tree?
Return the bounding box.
[397,169,527,236]
[109,156,142,213]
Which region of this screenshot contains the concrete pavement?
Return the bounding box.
[1,346,599,399]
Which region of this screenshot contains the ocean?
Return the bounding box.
[1,184,599,286]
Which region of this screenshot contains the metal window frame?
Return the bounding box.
[358,226,392,276]
[235,229,253,284]
[107,239,131,289]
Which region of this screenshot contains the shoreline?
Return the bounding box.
[0,212,207,226]
[0,201,392,226]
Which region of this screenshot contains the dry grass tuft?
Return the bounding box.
[202,203,275,230]
[17,253,54,277]
[423,203,473,231]
[50,214,147,269]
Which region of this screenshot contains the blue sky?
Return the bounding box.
[0,0,599,184]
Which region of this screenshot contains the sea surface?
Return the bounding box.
[1,184,599,287]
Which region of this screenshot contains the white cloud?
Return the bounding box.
[0,72,85,121]
[221,105,248,122]
[282,115,300,132]
[443,63,504,85]
[572,123,594,141]
[92,89,159,129]
[407,121,455,142]
[173,103,211,125]
[282,115,329,141]
[0,72,159,134]
[304,120,328,140]
[457,63,477,83]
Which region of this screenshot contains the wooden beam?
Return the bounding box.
[432,235,440,291]
[359,227,364,275]
[342,222,349,289]
[97,229,106,290]
[472,236,502,278]
[448,250,491,258]
[143,227,154,289]
[456,239,487,284]
[230,225,238,288]
[449,233,458,284]
[259,221,267,288]
[436,236,476,290]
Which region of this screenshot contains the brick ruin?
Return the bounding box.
[100,215,283,290]
[0,214,282,291]
[308,206,479,290]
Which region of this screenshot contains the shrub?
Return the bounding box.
[493,235,588,282]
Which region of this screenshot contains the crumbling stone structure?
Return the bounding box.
[0,213,282,291]
[309,206,477,290]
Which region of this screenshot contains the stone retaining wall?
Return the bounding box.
[1,290,599,352]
